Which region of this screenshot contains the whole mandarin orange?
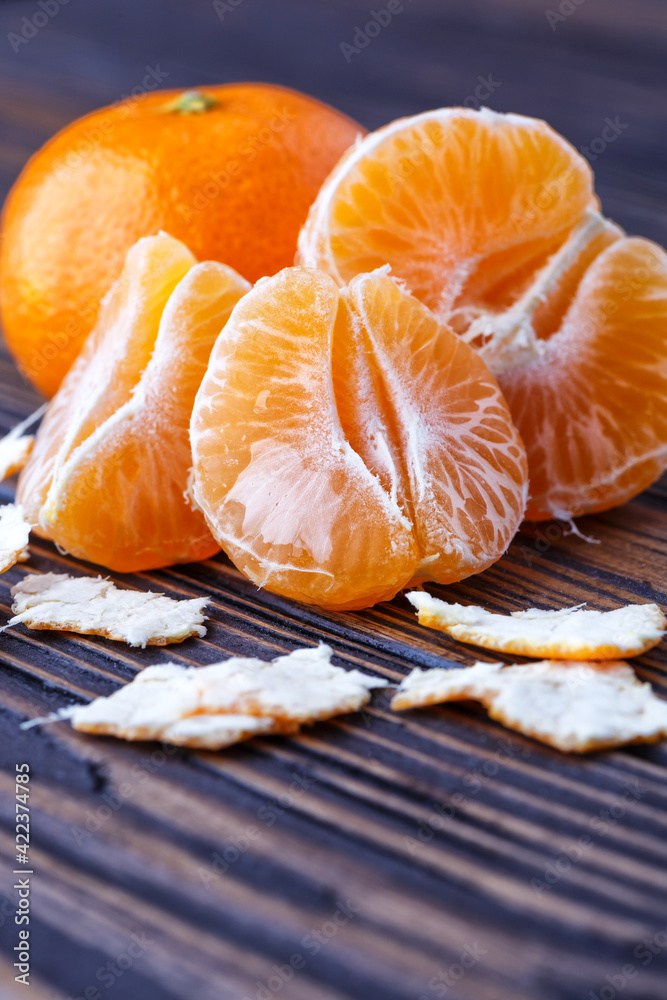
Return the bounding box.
[0,84,363,397]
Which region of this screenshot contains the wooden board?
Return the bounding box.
[1,2,666,998]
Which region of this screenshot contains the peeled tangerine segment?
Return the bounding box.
[407,591,666,660]
[299,107,596,311]
[501,237,667,518]
[299,106,667,519]
[390,659,667,754]
[40,644,387,749]
[17,233,250,572]
[190,266,527,610]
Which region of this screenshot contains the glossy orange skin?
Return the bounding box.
[0,83,363,397]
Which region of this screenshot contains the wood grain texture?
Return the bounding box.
[0,1,666,998]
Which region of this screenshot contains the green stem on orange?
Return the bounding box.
[158,90,219,115]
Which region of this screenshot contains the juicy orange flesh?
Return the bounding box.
[501,238,667,518]
[191,267,527,610]
[321,114,594,318]
[529,222,622,342]
[18,236,191,526]
[191,268,419,609]
[18,235,196,525]
[299,108,667,520]
[333,273,527,575]
[449,230,569,337]
[18,234,250,572]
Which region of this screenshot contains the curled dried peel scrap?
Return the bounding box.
[407,591,666,659]
[190,266,527,610]
[391,659,667,754]
[299,106,667,519]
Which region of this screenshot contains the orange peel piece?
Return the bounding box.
[391,659,667,753]
[0,435,34,483]
[407,591,666,660]
[26,644,387,749]
[5,572,208,646]
[0,404,46,483]
[0,504,31,573]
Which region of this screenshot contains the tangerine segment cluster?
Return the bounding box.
[190,266,527,610]
[298,106,667,520]
[17,233,250,572]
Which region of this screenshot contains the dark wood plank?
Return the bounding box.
[1,2,667,998]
